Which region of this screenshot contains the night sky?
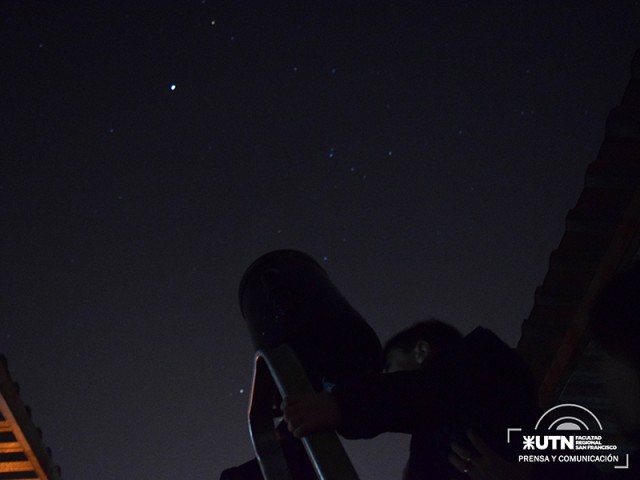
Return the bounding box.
[2,1,640,478]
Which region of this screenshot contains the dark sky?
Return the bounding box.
[2,1,639,478]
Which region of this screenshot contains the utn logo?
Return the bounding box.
[509,404,627,468]
[523,404,604,451]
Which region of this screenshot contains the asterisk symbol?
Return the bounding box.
[523,436,535,450]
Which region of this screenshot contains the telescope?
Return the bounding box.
[239,249,382,390]
[238,250,382,480]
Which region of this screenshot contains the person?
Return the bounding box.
[283,319,539,480]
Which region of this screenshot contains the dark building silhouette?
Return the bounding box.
[517,49,640,467]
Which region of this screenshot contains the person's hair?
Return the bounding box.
[591,260,640,366]
[383,319,463,358]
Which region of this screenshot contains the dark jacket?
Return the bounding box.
[332,327,539,480]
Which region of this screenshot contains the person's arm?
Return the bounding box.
[449,430,604,480]
[282,392,341,437]
[283,369,453,439]
[448,430,533,480]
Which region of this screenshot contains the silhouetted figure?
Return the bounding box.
[283,320,539,480]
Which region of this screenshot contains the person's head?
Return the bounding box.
[591,261,640,436]
[382,319,463,373]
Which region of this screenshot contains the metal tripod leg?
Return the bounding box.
[248,344,360,480]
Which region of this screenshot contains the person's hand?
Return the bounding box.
[281,392,341,438]
[448,430,533,480]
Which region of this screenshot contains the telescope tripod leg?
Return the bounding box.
[248,345,360,480]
